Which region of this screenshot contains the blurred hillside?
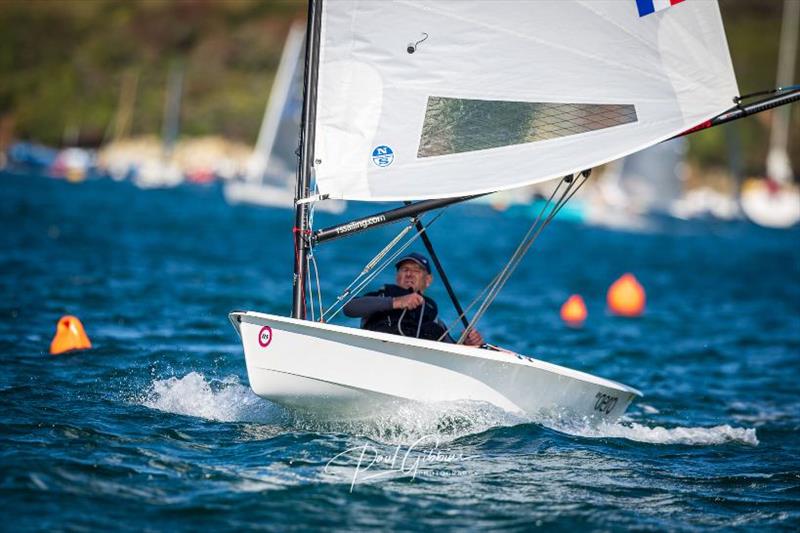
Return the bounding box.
[0,0,305,147]
[0,0,797,179]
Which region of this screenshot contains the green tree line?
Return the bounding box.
[1,0,305,146]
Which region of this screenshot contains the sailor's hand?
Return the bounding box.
[463,328,484,347]
[393,293,424,310]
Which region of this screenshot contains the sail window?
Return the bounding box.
[418,97,638,158]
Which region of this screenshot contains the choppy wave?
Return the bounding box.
[290,400,529,445]
[729,401,800,427]
[140,372,283,423]
[5,173,796,529]
[549,419,759,446]
[140,373,758,447]
[139,372,524,444]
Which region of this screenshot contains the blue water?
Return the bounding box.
[2,170,799,530]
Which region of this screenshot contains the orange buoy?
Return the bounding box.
[607,273,646,317]
[560,294,587,327]
[49,315,92,355]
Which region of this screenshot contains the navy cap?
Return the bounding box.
[395,252,431,274]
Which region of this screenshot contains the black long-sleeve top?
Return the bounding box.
[343,296,394,318]
[342,285,455,343]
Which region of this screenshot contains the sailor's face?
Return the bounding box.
[395,261,432,293]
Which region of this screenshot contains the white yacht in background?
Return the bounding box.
[590,133,746,226]
[134,62,186,189]
[224,23,345,214]
[740,0,800,228]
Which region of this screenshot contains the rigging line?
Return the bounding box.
[409,210,470,330]
[458,173,589,344]
[395,305,426,338]
[462,173,589,343]
[323,220,417,315]
[306,255,315,322]
[361,223,414,275]
[416,301,425,338]
[734,84,800,104]
[307,256,314,321]
[397,308,408,335]
[308,202,325,320]
[321,221,416,321]
[437,269,503,341]
[324,210,444,321]
[305,203,319,321]
[310,252,324,321]
[327,230,421,316]
[437,180,571,342]
[331,208,445,311]
[439,178,576,340]
[460,177,573,341]
[485,174,586,302]
[323,209,448,322]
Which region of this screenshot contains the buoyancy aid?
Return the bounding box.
[362,284,451,341]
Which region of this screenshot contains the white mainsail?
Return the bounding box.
[313,0,738,201]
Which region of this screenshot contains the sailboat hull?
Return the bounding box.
[230,311,641,422]
[740,179,800,228]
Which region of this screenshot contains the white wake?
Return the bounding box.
[141,372,282,423]
[552,419,759,446]
[139,373,758,446]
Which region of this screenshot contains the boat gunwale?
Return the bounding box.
[229,310,643,397]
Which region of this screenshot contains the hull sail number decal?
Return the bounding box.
[258,326,273,348]
[594,392,619,414]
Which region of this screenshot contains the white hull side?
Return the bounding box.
[230,312,641,423]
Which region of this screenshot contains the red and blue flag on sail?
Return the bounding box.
[636,0,685,17]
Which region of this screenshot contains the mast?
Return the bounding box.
[292,0,322,319]
[767,0,799,183]
[162,60,184,160]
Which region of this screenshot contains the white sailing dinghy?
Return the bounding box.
[230,1,798,422]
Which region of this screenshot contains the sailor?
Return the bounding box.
[343,252,484,346]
